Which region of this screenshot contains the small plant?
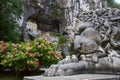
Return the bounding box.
[51,33,60,37]
[58,36,69,57]
[58,36,68,45]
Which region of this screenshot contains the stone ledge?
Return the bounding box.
[24,74,120,80]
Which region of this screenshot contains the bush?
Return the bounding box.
[0,39,62,72]
[0,0,23,43]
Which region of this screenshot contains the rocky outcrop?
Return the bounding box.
[44,0,120,76]
[61,0,108,27]
[19,0,120,76]
[20,0,109,42]
[21,0,63,42]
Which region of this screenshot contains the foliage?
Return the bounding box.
[58,36,69,57]
[107,0,120,9]
[51,33,61,37]
[0,39,62,72]
[58,36,68,45]
[0,0,23,43]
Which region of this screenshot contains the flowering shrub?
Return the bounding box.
[0,39,62,71]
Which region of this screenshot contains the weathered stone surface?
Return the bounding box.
[44,0,120,77]
[21,0,63,42]
[24,74,120,80]
[24,20,41,42]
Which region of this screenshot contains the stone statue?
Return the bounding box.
[74,22,105,62]
[44,7,120,76]
[24,20,41,42]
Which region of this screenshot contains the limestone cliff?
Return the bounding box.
[20,0,64,42]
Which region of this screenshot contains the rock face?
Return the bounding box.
[21,0,63,42]
[61,0,108,27]
[19,0,120,76]
[44,0,120,76]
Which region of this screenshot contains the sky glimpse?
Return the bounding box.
[115,0,120,4]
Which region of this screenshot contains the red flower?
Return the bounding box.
[1,50,5,53]
[26,52,30,57]
[0,41,4,44]
[31,54,36,57]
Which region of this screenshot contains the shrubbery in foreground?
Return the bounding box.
[0,39,62,72]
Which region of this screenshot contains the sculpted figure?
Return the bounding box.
[44,8,120,76]
[74,22,105,62]
[44,56,120,76]
[24,20,41,42]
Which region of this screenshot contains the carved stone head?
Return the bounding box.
[74,22,102,54]
[24,20,41,42]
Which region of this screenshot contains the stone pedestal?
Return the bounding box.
[24,74,120,80]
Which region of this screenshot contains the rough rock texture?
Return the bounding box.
[74,8,120,61]
[21,0,63,42]
[61,0,108,27]
[44,0,120,76]
[19,0,120,76]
